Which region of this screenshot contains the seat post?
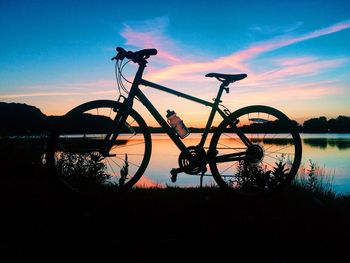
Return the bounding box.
[217,82,228,100]
[199,82,226,147]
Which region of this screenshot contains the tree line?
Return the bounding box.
[0,102,349,135]
[302,116,350,133]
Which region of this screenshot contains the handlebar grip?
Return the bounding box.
[140,48,157,56]
[115,47,158,62]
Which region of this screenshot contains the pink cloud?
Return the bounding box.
[121,19,350,83]
[121,17,182,65]
[245,57,349,85]
[226,19,350,64]
[275,56,316,66]
[122,28,181,64]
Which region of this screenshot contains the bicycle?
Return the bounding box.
[45,47,302,195]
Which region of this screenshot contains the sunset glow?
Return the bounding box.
[1,0,349,126]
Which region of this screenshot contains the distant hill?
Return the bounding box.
[0,102,349,135]
[0,102,49,135]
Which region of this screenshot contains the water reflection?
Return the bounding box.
[303,137,350,150]
[142,134,350,194]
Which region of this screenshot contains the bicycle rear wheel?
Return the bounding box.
[46,100,152,194]
[209,105,302,195]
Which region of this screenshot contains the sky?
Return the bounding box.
[1,0,350,127]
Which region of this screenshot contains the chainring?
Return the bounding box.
[178,146,207,175]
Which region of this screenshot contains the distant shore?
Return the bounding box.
[1,102,350,135]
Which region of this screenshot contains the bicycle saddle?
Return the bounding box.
[205,73,247,83]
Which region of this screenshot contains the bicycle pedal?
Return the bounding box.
[170,169,178,183]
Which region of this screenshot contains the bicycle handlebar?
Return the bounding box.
[112,47,158,63]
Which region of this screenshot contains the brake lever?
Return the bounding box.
[111,53,125,61]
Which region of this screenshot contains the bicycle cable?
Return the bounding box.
[115,59,131,96]
[114,60,122,96]
[115,60,138,100]
[115,60,127,95]
[219,103,231,116]
[119,60,133,84]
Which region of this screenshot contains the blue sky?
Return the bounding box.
[1,0,350,125]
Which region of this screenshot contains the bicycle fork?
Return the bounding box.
[100,97,134,157]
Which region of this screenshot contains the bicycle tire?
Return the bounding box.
[209,105,302,195]
[45,100,152,194]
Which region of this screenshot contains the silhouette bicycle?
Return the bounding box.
[45,47,302,195]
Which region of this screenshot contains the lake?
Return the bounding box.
[137,133,350,195]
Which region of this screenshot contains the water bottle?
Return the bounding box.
[166,109,190,139]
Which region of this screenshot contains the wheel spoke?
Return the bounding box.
[209,106,302,195]
[47,101,152,194]
[107,156,122,169]
[115,155,141,168]
[114,141,146,149]
[106,158,118,176]
[221,132,246,147]
[219,163,236,176]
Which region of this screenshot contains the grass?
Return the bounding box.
[292,159,337,203]
[1,138,350,261]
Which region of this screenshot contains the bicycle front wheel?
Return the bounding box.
[209,105,302,195]
[46,100,152,194]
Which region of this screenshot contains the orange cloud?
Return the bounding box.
[0,92,81,99]
[0,80,117,99]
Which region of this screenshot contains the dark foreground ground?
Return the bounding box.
[1,139,350,262]
[1,169,350,262]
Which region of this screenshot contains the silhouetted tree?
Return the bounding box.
[328,116,350,132]
[303,116,328,132]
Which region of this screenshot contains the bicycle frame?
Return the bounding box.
[138,79,226,152]
[104,61,252,158]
